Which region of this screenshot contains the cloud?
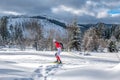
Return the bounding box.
[51,1,109,19]
[110,14,120,17]
[101,0,120,8]
[52,5,96,17]
[2,11,24,15]
[97,12,108,18]
[0,0,119,23]
[51,5,90,16]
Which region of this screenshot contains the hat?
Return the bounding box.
[53,39,56,42]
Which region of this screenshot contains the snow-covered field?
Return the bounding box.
[0,49,120,80]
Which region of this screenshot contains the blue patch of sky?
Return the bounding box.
[108,9,120,14]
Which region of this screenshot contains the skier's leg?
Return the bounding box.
[56,55,60,61]
[57,48,62,63]
[54,53,58,62]
[56,55,62,63]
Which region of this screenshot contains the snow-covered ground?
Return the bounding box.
[0,49,120,80]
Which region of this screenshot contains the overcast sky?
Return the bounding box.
[0,0,120,24]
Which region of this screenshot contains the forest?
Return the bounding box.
[0,16,120,52]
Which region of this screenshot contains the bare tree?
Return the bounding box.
[45,29,55,50]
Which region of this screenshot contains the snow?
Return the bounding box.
[7,17,67,39]
[0,49,120,80]
[112,63,120,71]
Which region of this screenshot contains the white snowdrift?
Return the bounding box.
[54,64,120,80]
[0,50,120,80]
[112,63,120,71]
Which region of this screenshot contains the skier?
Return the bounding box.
[53,39,62,64]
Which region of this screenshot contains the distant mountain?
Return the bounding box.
[30,16,67,28]
[0,15,119,40]
[78,22,120,33]
[7,15,67,28]
[4,15,68,39]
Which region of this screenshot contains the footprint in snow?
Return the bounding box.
[31,64,62,80]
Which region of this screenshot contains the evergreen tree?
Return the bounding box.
[108,36,118,52]
[67,20,81,51]
[0,16,9,41]
[104,27,111,39]
[114,26,120,41]
[108,41,117,52]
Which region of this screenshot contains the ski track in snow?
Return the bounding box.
[0,51,119,80]
[0,51,87,80]
[31,52,87,80]
[31,60,87,80]
[31,64,62,80]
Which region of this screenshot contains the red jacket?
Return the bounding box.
[55,41,62,49]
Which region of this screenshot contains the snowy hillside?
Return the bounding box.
[7,16,67,39]
[0,50,120,80]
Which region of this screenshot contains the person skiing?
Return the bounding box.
[53,39,62,64]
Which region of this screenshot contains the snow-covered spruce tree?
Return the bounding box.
[9,24,14,42]
[114,25,120,41]
[96,23,106,38]
[116,41,120,52]
[67,20,82,51]
[0,16,9,43]
[104,27,111,39]
[108,35,118,52]
[0,34,3,46]
[17,24,25,50]
[106,25,120,52]
[9,22,25,50]
[115,26,120,51]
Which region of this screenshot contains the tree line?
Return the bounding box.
[0,16,120,52]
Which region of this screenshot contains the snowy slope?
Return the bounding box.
[0,50,120,80]
[7,16,67,39]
